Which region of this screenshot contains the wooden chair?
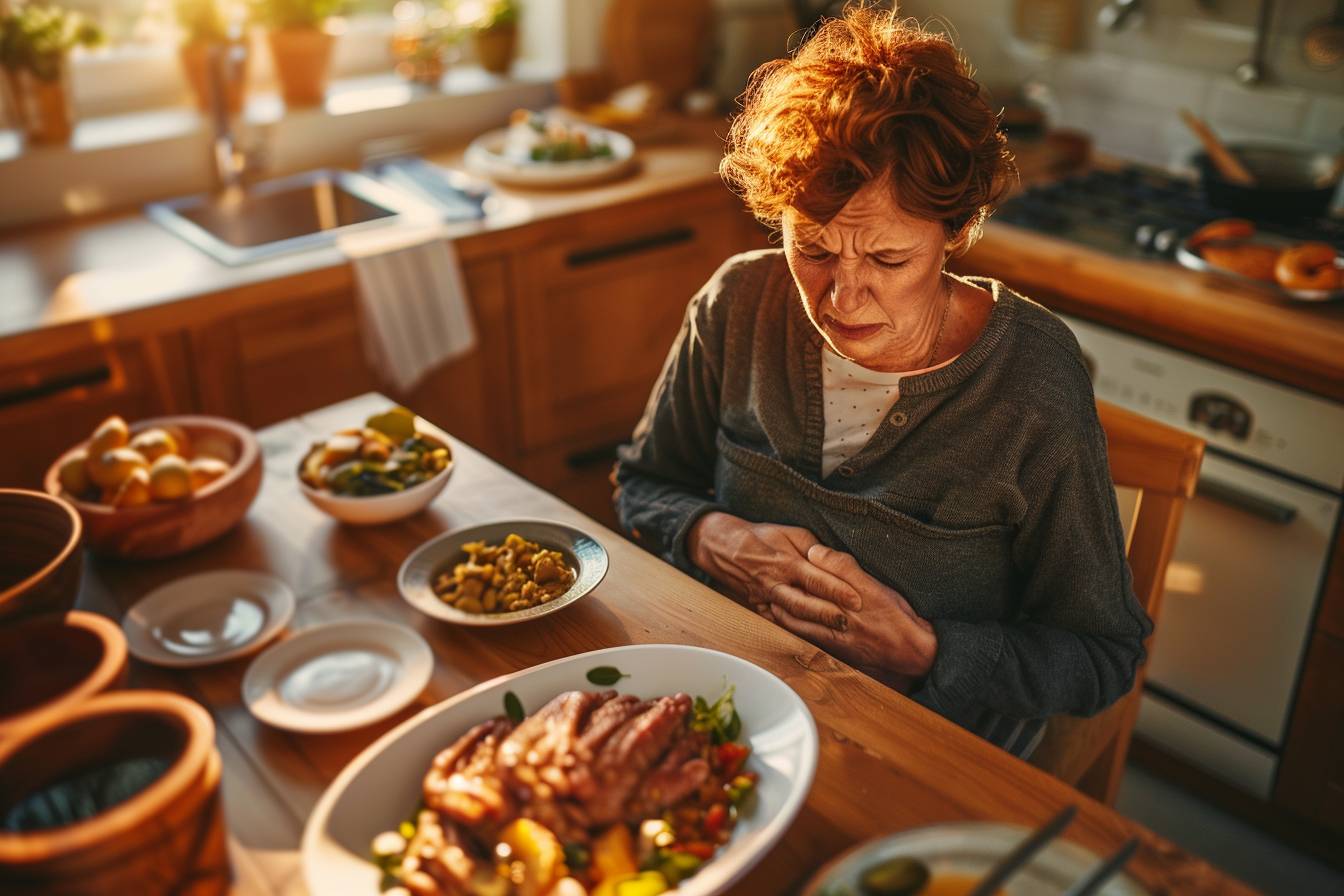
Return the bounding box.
[1028,400,1204,805]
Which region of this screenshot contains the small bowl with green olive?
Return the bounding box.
[297,407,454,526]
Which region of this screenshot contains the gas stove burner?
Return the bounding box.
[996,164,1344,261]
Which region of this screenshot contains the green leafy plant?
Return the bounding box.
[174,0,229,43]
[464,0,517,32]
[0,4,103,81]
[248,0,343,30]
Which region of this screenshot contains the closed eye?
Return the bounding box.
[873,257,907,269]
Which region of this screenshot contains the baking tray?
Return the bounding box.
[1176,236,1344,304]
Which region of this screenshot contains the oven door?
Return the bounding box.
[1134,451,1340,796]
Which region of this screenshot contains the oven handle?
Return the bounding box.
[1196,475,1297,525]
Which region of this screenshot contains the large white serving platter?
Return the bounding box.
[464,127,637,188]
[303,643,819,895]
[802,822,1148,896]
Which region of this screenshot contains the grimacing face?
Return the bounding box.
[782,178,953,372]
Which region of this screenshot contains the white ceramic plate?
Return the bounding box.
[398,519,609,626]
[802,822,1148,896]
[302,643,819,895]
[242,620,432,733]
[297,416,455,526]
[121,570,295,668]
[464,127,637,188]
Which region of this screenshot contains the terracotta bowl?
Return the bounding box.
[0,611,129,741]
[44,415,262,559]
[0,690,230,895]
[0,488,84,623]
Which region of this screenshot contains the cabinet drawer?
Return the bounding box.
[514,435,627,532]
[511,192,743,452]
[0,335,190,488]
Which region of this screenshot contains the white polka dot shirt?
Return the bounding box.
[820,347,959,478]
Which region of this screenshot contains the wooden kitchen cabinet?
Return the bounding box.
[1276,630,1344,835]
[0,332,193,488]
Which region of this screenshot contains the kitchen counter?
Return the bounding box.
[69,391,1253,896]
[4,129,1342,402]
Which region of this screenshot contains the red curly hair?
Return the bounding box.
[720,6,1016,255]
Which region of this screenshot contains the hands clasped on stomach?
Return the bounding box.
[687,512,938,690]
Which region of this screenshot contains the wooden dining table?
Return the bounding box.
[74,393,1254,896]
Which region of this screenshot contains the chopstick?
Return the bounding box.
[967,804,1077,896]
[1061,837,1141,896]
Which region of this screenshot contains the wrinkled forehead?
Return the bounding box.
[786,179,937,249]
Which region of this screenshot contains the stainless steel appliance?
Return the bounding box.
[1060,313,1344,799]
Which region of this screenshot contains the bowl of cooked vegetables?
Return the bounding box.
[398,520,608,626]
[464,110,637,189]
[298,407,454,526]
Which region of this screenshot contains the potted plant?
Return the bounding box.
[250,0,342,107]
[175,0,248,116]
[0,3,101,143]
[467,0,517,75]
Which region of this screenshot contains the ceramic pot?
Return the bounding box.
[266,26,335,107]
[0,489,83,623]
[178,40,250,116]
[473,24,517,74]
[0,611,127,740]
[0,691,230,895]
[3,62,74,144]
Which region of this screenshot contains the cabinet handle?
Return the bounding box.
[566,440,626,471]
[1197,475,1297,525]
[0,366,112,410]
[566,227,695,268]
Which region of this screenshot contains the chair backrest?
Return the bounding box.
[1028,400,1204,805]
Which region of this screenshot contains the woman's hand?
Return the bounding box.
[764,544,938,687]
[687,512,861,619]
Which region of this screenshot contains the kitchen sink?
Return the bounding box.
[145,168,436,266]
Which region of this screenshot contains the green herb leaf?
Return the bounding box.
[504,691,524,725]
[586,665,630,686]
[691,683,739,745]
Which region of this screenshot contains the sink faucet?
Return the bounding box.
[205,40,253,192]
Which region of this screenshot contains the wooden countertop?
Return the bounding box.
[73,392,1253,896]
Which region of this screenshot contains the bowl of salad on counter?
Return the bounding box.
[298,406,454,525]
[464,110,637,189]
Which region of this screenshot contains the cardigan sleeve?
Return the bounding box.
[910,408,1153,727]
[612,261,735,574]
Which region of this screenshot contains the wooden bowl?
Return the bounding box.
[0,690,229,895]
[0,611,129,741]
[0,488,84,623]
[44,416,262,559]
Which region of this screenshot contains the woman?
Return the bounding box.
[613,9,1150,757]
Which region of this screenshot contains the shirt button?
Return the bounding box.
[889,411,909,427]
[837,465,856,477]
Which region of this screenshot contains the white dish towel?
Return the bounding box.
[340,224,477,393]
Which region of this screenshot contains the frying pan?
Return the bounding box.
[1193,144,1342,220]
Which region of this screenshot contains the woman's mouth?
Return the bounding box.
[823,315,883,341]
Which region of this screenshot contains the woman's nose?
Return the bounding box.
[830,263,868,316]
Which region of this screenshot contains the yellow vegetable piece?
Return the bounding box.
[365,406,417,443]
[112,467,152,508]
[593,871,669,896]
[497,819,567,896]
[88,415,129,457]
[149,455,194,501]
[88,447,148,491]
[58,450,92,497]
[129,428,178,463]
[189,457,231,491]
[592,825,638,882]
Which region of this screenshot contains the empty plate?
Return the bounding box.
[122,570,296,668]
[242,620,433,733]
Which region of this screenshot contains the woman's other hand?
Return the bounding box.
[687,512,861,614]
[766,543,938,686]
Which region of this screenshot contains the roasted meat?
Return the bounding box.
[424,718,515,826]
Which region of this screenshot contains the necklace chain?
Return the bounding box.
[923,274,953,368]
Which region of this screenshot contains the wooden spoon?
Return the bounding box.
[1180,108,1257,186]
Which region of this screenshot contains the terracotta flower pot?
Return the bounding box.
[2,63,74,144]
[473,23,517,74]
[266,26,335,107]
[0,691,230,895]
[0,611,128,741]
[179,41,250,117]
[0,488,83,623]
